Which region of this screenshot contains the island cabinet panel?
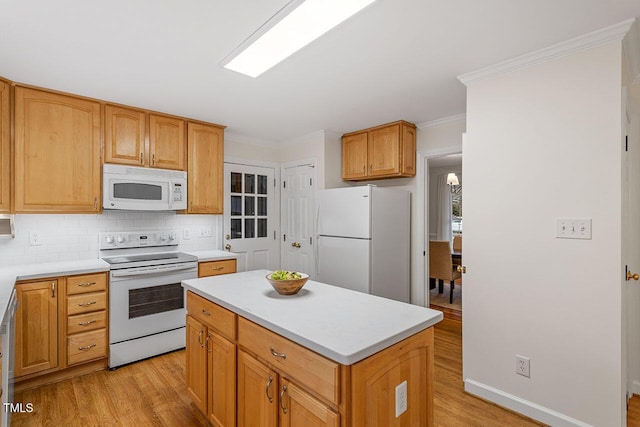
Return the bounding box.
[186,315,208,414]
[0,79,9,213]
[149,113,185,171]
[280,379,340,427]
[350,327,434,427]
[104,105,147,167]
[14,87,102,213]
[187,122,224,214]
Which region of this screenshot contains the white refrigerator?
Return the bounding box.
[316,185,410,303]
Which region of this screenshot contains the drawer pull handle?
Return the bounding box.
[269,347,286,359]
[78,301,97,307]
[78,343,96,351]
[280,385,288,414]
[266,375,274,403]
[78,282,96,287]
[78,320,97,326]
[201,309,211,316]
[212,266,224,271]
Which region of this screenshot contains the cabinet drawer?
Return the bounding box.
[67,329,107,365]
[198,259,237,277]
[67,292,107,316]
[67,311,107,335]
[238,317,339,405]
[67,273,107,295]
[186,292,235,340]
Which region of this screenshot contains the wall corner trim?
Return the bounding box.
[623,19,640,84]
[464,379,592,427]
[458,18,636,86]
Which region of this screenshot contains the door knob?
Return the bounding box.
[224,244,231,251]
[291,242,301,248]
[627,271,639,281]
[457,265,467,274]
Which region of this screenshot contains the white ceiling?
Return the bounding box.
[1,0,639,144]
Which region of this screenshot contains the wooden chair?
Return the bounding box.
[429,240,461,304]
[453,235,462,252]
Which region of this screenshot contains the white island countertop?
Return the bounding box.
[182,269,443,365]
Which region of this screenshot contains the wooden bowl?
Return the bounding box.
[266,272,309,295]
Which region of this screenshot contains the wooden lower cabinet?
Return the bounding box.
[14,280,58,377]
[198,259,237,278]
[186,290,435,426]
[15,272,109,389]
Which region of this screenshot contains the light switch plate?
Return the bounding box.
[555,218,592,239]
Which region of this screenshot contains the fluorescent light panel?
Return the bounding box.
[222,0,376,78]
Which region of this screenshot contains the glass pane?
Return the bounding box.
[258,219,267,238]
[245,219,255,238]
[245,174,255,194]
[231,219,242,239]
[114,183,162,200]
[258,175,268,195]
[231,196,242,216]
[257,197,267,216]
[231,172,242,193]
[244,196,255,216]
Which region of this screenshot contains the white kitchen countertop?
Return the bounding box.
[182,269,443,365]
[0,259,110,322]
[185,250,238,262]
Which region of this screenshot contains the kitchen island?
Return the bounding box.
[182,269,443,427]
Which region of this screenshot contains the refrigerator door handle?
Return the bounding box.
[315,204,320,275]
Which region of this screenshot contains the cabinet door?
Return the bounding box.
[279,379,339,427]
[186,315,207,414]
[237,350,277,427]
[187,122,224,213]
[104,105,147,167]
[0,80,9,212]
[342,132,368,180]
[149,114,185,170]
[14,87,101,213]
[208,332,236,427]
[401,124,416,176]
[368,124,401,177]
[15,280,58,377]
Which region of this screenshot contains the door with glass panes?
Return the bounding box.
[223,163,279,272]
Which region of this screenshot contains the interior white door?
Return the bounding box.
[281,164,315,277]
[223,163,279,272]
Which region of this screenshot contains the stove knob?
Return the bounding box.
[105,236,114,244]
[116,236,125,244]
[160,234,168,241]
[169,233,176,241]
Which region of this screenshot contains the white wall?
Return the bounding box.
[463,42,623,426]
[0,212,222,267]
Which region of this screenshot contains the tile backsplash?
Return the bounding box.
[0,211,222,267]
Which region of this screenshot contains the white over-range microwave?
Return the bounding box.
[103,164,187,211]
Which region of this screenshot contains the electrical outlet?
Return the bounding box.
[183,229,191,240]
[200,227,213,238]
[395,380,407,417]
[516,355,530,378]
[29,231,41,246]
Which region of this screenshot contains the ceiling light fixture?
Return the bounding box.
[221,0,376,78]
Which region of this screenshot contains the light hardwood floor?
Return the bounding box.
[11,318,636,426]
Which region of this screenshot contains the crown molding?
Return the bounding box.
[458,18,636,86]
[417,113,466,129]
[623,19,640,84]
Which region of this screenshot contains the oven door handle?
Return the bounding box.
[110,264,197,278]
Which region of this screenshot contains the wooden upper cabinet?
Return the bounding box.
[14,87,101,213]
[187,122,224,214]
[341,132,368,180]
[104,105,146,167]
[342,120,416,181]
[0,79,9,213]
[149,114,185,170]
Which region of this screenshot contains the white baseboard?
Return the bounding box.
[632,380,640,396]
[464,379,591,427]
